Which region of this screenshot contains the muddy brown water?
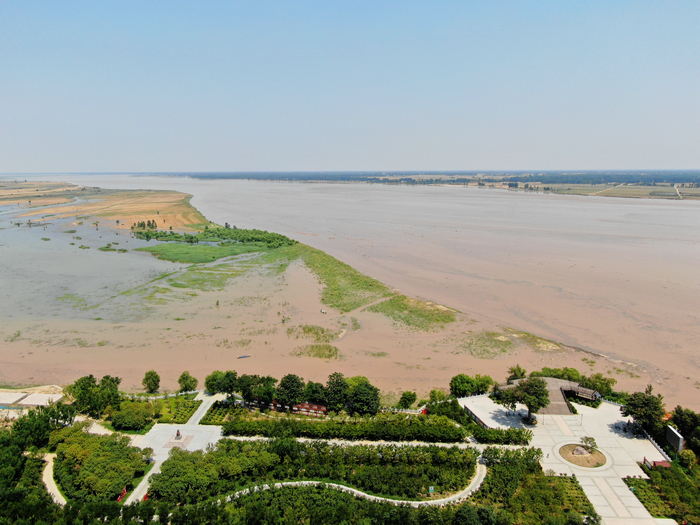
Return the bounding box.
[3,174,699,407]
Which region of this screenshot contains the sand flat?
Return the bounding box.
[1,177,698,410]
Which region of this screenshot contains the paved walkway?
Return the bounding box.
[225,462,487,508]
[459,396,675,525]
[533,404,675,525]
[124,460,163,505]
[187,392,226,425]
[42,453,67,505]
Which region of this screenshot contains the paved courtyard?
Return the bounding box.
[460,396,675,525]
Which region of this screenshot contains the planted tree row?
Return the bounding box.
[222,413,466,442]
[205,371,382,416]
[148,437,477,504]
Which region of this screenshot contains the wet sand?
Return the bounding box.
[1,176,698,409]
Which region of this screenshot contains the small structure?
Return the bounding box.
[508,378,598,416]
[644,457,671,469]
[17,393,63,407]
[0,392,28,405]
[291,402,327,418]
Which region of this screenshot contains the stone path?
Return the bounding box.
[187,391,225,425]
[225,462,488,508]
[42,453,66,505]
[530,403,675,525]
[124,461,162,506]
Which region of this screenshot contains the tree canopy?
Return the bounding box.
[621,385,666,434]
[178,371,198,392]
[450,374,494,397]
[66,374,122,418]
[396,391,417,409]
[325,372,349,412]
[276,374,305,408]
[142,370,160,394]
[349,382,381,416]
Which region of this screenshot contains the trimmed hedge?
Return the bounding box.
[222,413,466,442]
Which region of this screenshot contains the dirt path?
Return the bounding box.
[346,295,395,315]
[42,453,66,505]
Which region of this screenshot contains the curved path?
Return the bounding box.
[225,462,487,508]
[42,453,67,505]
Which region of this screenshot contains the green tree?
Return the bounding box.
[670,406,700,455]
[430,389,447,402]
[112,401,154,431]
[678,449,696,469]
[66,374,122,418]
[204,370,225,393]
[516,377,550,422]
[581,436,598,452]
[237,374,257,403]
[396,391,417,409]
[450,374,477,397]
[11,402,76,449]
[491,385,519,414]
[276,374,305,408]
[580,373,616,397]
[142,370,160,394]
[622,385,665,435]
[178,371,198,392]
[349,382,380,416]
[325,372,349,412]
[345,375,370,392]
[220,370,239,399]
[304,381,326,405]
[474,374,495,394]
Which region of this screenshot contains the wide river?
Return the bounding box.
[16,174,700,395]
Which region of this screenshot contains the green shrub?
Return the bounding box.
[223,413,466,442]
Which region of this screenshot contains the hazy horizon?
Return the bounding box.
[1,2,698,173]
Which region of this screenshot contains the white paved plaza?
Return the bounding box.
[460,396,676,525]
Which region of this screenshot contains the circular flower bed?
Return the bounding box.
[559,444,607,468]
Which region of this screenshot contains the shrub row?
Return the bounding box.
[222,413,466,442]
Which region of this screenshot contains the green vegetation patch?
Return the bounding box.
[158,397,202,424]
[448,330,513,358]
[292,344,340,360]
[166,264,245,291]
[41,237,50,241]
[296,245,394,312]
[223,412,466,442]
[474,447,596,523]
[367,295,456,331]
[50,423,151,503]
[57,293,90,310]
[287,324,339,343]
[98,244,116,252]
[64,230,77,233]
[136,242,264,263]
[504,328,562,352]
[624,464,700,522]
[148,439,476,504]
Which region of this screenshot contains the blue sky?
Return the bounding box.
[1,1,698,172]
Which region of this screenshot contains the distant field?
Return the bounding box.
[544,183,700,199]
